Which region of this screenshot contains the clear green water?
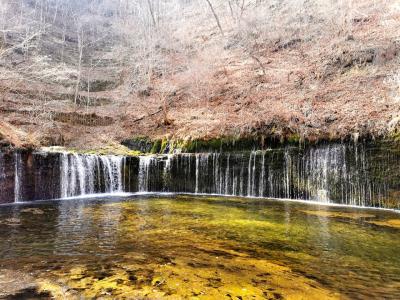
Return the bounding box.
[0,195,399,299]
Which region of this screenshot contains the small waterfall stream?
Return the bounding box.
[60,153,125,198]
[0,153,6,200]
[138,156,152,192]
[0,143,400,209]
[14,152,22,203]
[0,153,4,181]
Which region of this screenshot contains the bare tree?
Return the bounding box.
[147,0,157,27]
[205,0,224,36]
[74,24,84,105]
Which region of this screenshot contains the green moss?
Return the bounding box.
[130,135,150,142]
[179,138,223,152]
[160,138,169,153]
[286,133,301,144]
[150,140,162,154]
[389,130,400,143]
[143,136,261,153]
[179,136,263,153]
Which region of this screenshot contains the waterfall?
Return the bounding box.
[225,154,230,195]
[195,154,200,194]
[14,152,22,203]
[213,153,220,194]
[99,155,124,193]
[247,152,253,196]
[0,153,4,181]
[132,144,400,209]
[2,142,399,209]
[0,153,5,201]
[60,153,124,198]
[138,156,153,192]
[259,153,265,197]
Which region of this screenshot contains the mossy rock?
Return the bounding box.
[123,136,299,154]
[150,140,162,154]
[122,135,400,155]
[121,136,154,153]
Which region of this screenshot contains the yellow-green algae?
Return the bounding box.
[36,247,338,299]
[301,210,375,220]
[0,195,399,299]
[368,219,400,229]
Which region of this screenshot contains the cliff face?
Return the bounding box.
[0,151,61,204]
[0,0,399,151]
[2,143,400,209]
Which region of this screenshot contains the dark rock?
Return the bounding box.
[279,38,302,49]
[352,17,370,24]
[121,137,154,153]
[138,87,154,97]
[324,115,337,124]
[79,79,119,92]
[0,151,62,204]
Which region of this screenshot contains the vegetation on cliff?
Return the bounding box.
[0,0,399,150]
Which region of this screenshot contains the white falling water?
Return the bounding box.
[195,154,200,194]
[0,153,7,200]
[213,153,220,194]
[0,153,4,181]
[100,155,124,193]
[284,149,291,198]
[247,151,258,196]
[302,145,347,203]
[2,143,392,208]
[60,153,124,198]
[136,145,368,205]
[138,156,153,192]
[164,154,173,175]
[225,154,230,195]
[14,152,22,203]
[259,153,265,197]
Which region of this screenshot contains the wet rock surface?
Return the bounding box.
[0,270,49,299]
[1,142,400,209]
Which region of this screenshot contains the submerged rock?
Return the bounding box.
[0,270,41,298]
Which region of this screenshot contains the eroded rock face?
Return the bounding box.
[0,135,11,149]
[0,151,61,204]
[0,151,139,204]
[0,152,14,204]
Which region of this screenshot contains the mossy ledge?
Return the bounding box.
[121,134,400,154]
[121,136,271,154]
[40,146,142,157]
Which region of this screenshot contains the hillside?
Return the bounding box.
[0,0,399,151]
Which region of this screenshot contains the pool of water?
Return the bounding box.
[0,195,399,299]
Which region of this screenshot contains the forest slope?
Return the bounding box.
[0,0,399,150]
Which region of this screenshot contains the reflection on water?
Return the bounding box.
[0,195,399,299]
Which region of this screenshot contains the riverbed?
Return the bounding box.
[0,194,399,299]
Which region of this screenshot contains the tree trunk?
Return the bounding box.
[205,0,224,36]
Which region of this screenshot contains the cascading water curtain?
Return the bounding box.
[136,144,400,209]
[14,152,22,203]
[4,144,397,207]
[0,153,6,200]
[0,153,4,183]
[138,156,153,192]
[60,153,125,198]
